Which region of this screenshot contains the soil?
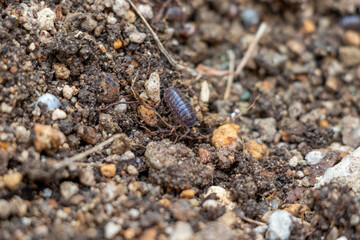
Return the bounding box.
[1,0,360,239]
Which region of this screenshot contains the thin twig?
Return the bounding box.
[127,0,177,67]
[235,22,267,76]
[53,134,123,169]
[223,50,236,100]
[240,215,267,226]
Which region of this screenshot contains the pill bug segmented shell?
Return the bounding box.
[164,87,197,127]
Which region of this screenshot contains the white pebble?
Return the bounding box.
[114,98,127,113]
[1,102,13,113]
[137,4,153,19]
[266,210,298,240]
[37,8,56,30]
[129,32,146,43]
[120,151,135,161]
[105,221,121,239]
[60,181,79,200]
[36,93,61,110]
[200,81,210,103]
[107,13,117,25]
[288,156,300,167]
[305,150,327,165]
[113,0,129,17]
[127,165,138,176]
[145,72,160,104]
[15,126,30,143]
[170,221,193,240]
[52,109,67,120]
[62,85,74,100]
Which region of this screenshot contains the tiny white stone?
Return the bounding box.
[114,98,127,113]
[112,0,130,17]
[200,81,210,103]
[145,72,160,103]
[305,150,327,165]
[37,8,56,30]
[52,109,67,121]
[129,31,146,43]
[288,156,300,167]
[120,151,135,161]
[104,221,121,239]
[266,210,298,240]
[170,221,193,240]
[137,4,153,19]
[62,85,74,100]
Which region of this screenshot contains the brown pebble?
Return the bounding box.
[137,105,158,127]
[9,66,18,73]
[301,19,315,34]
[3,171,22,190]
[113,38,123,50]
[53,63,70,79]
[344,30,360,46]
[180,189,196,199]
[123,228,136,240]
[139,228,157,240]
[99,44,106,53]
[100,164,117,178]
[212,124,240,149]
[80,168,96,186]
[244,140,269,161]
[78,125,98,145]
[33,124,66,151]
[158,198,171,208]
[198,148,212,163]
[100,73,120,103]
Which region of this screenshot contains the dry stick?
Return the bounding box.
[53,134,122,169]
[235,22,267,76]
[127,0,177,67]
[240,215,267,226]
[223,50,236,100]
[223,23,267,100]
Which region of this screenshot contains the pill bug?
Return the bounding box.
[339,15,360,30]
[164,87,197,138]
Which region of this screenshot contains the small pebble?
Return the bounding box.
[244,140,268,161]
[78,125,98,145]
[33,124,66,151]
[145,72,161,104]
[15,126,30,143]
[37,8,56,30]
[1,102,12,113]
[305,150,327,165]
[212,124,241,149]
[113,39,123,50]
[63,85,74,99]
[138,105,158,127]
[54,63,70,79]
[114,98,128,113]
[180,189,196,199]
[100,164,117,178]
[80,169,96,187]
[301,19,316,34]
[101,181,121,202]
[240,8,259,28]
[129,31,146,43]
[170,221,194,240]
[200,81,210,103]
[36,93,61,111]
[60,181,79,200]
[344,30,360,46]
[266,210,298,240]
[127,165,139,176]
[113,0,130,17]
[0,200,11,219]
[339,46,360,67]
[138,4,153,19]
[104,221,121,239]
[3,171,22,190]
[52,109,67,121]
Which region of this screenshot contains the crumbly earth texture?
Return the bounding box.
[1,0,360,239]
